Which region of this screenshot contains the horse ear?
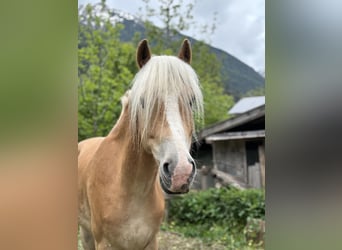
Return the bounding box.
[178,39,192,64]
[136,39,151,68]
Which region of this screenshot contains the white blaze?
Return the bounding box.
[165,96,192,177]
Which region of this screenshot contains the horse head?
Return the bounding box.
[129,39,203,194]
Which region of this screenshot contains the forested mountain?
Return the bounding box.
[79,4,264,100]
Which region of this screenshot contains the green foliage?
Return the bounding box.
[166,187,265,246]
[78,3,136,141]
[244,217,265,247]
[169,187,265,230]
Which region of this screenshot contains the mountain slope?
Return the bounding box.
[212,47,265,98]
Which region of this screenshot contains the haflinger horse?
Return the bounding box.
[78,39,203,250]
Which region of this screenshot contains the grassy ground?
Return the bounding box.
[158,230,263,250]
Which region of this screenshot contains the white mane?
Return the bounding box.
[129,55,203,142]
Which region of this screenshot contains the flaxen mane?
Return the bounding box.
[129,55,203,143]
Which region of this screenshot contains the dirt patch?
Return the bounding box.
[158,230,226,250]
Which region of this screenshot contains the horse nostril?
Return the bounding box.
[163,162,170,176]
[189,159,196,174]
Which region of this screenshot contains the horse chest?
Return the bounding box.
[107,212,157,249]
[123,216,153,243]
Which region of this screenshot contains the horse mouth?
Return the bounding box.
[159,177,184,195]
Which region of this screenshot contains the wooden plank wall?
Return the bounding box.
[213,140,247,181]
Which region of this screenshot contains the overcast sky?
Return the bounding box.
[79,0,265,73]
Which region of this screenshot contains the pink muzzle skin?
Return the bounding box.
[170,157,194,193]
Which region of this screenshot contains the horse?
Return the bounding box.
[78,39,203,250]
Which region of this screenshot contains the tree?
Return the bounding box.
[139,0,234,127]
[78,2,136,141]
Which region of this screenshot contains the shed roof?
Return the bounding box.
[228,96,265,114]
[198,104,265,140]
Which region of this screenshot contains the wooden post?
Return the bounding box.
[248,163,261,188]
[199,165,212,190]
[258,144,265,188]
[201,172,207,190]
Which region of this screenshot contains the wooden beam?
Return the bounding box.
[200,166,249,190]
[205,130,265,143]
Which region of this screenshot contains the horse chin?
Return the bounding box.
[159,177,184,195]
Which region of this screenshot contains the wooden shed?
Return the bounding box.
[193,99,265,190]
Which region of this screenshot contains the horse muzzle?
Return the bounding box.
[159,158,196,194]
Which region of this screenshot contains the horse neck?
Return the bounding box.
[106,106,159,197]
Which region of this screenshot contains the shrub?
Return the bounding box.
[168,187,265,233]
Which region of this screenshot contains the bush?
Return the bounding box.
[166,187,265,247]
[169,187,264,231]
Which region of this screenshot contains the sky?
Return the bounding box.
[78,0,265,73]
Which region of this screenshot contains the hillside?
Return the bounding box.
[79,4,265,99]
[211,47,265,99]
